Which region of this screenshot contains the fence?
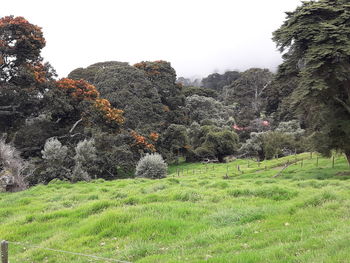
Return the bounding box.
[172,153,349,179]
[1,240,132,263]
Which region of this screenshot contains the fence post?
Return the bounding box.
[316,156,319,167]
[332,156,335,168]
[1,240,8,263]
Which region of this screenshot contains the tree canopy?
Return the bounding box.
[273,0,350,163]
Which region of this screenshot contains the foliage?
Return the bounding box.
[200,129,239,162]
[185,95,235,125]
[53,78,124,131]
[92,63,163,132]
[224,68,274,126]
[0,140,28,191]
[90,129,139,179]
[0,16,56,137]
[40,137,71,183]
[202,71,241,92]
[177,77,202,87]
[182,86,218,99]
[239,123,308,160]
[0,16,46,82]
[135,61,186,125]
[273,0,350,163]
[135,153,167,179]
[158,124,189,161]
[68,61,129,84]
[72,139,97,182]
[130,131,156,153]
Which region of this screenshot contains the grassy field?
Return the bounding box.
[0,153,350,263]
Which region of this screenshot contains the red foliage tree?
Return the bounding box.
[0,16,46,83]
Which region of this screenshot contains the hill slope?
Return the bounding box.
[0,153,350,263]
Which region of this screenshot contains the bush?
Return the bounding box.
[0,140,28,191]
[135,153,167,179]
[72,139,96,181]
[40,137,71,183]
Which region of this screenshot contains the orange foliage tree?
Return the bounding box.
[55,78,124,127]
[130,130,156,152]
[0,16,47,83]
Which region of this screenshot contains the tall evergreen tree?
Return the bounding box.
[273,0,350,163]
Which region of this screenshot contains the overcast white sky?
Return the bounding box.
[2,0,303,79]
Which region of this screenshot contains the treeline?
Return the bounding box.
[1,0,350,191]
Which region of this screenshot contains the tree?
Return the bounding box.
[50,78,124,132]
[68,61,129,84]
[93,63,163,132]
[182,86,218,99]
[134,61,187,125]
[202,71,241,92]
[224,68,274,126]
[0,16,45,82]
[185,95,235,125]
[200,129,239,162]
[0,16,56,136]
[177,77,201,87]
[273,0,350,163]
[158,124,189,161]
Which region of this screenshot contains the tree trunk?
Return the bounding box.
[346,150,350,166]
[217,155,224,163]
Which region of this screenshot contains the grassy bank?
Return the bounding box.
[0,153,349,262]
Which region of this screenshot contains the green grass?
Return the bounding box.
[0,153,350,262]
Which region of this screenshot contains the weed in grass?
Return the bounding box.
[173,190,202,202]
[208,207,267,227]
[301,191,338,207]
[123,196,140,205]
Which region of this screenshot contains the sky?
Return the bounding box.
[2,0,303,79]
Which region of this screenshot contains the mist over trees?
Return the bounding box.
[1,0,350,191]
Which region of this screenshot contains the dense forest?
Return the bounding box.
[1,0,349,192]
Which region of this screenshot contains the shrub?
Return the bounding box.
[135,153,167,179]
[0,140,28,191]
[40,137,71,183]
[72,139,96,181]
[42,137,68,162]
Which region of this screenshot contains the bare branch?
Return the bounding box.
[69,118,83,133]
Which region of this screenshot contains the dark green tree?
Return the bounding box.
[93,63,164,132]
[199,129,239,162]
[68,61,129,84]
[202,71,241,92]
[158,124,189,161]
[182,86,218,99]
[224,68,274,126]
[273,0,350,163]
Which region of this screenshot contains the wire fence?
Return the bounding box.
[1,240,132,263]
[171,153,349,179]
